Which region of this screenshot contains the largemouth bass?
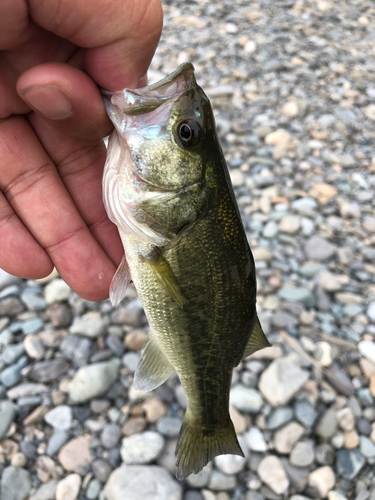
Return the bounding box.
[102,63,271,479]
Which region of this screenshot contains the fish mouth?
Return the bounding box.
[101,63,197,127]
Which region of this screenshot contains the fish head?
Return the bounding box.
[103,63,216,192]
[102,63,218,245]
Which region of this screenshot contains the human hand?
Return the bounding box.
[0,0,162,300]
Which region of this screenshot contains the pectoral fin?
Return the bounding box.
[109,254,131,306]
[133,328,175,391]
[242,315,272,359]
[140,249,187,309]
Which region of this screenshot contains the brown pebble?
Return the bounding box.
[122,417,147,436]
[125,329,147,351]
[142,398,166,423]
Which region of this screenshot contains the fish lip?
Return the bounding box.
[101,63,196,118]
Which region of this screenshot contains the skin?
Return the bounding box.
[0,0,163,300]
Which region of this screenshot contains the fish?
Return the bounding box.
[101,63,271,479]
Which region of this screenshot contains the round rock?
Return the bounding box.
[230,384,263,413]
[257,455,289,495]
[104,465,182,500]
[121,431,165,464]
[0,466,32,500]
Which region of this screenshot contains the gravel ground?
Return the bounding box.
[1,1,375,499]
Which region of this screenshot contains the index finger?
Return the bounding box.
[28,0,163,89]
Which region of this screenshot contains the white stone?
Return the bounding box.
[104,465,182,500]
[56,473,81,500]
[68,359,120,403]
[44,279,71,303]
[121,432,165,464]
[244,427,267,452]
[273,421,305,453]
[308,466,336,498]
[257,455,289,494]
[44,405,72,431]
[358,341,375,365]
[69,311,106,338]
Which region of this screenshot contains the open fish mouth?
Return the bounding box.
[101,63,197,130]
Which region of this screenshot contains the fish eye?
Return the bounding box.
[177,120,200,147]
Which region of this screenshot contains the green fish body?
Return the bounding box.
[102,63,270,479]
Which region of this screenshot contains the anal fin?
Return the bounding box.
[140,248,186,309]
[242,314,272,359]
[133,328,175,392]
[109,254,131,306]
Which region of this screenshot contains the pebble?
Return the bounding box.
[230,384,263,413]
[290,440,315,467]
[101,423,121,448]
[304,236,336,261]
[257,455,289,495]
[125,329,147,351]
[23,334,45,359]
[68,358,120,403]
[29,359,69,383]
[92,458,112,483]
[358,341,375,365]
[273,421,305,454]
[157,416,182,437]
[0,466,32,500]
[259,358,309,406]
[58,435,92,472]
[22,317,44,335]
[55,473,81,500]
[86,478,101,499]
[1,355,28,387]
[44,279,71,303]
[44,405,72,431]
[121,431,165,464]
[336,449,365,479]
[244,427,268,452]
[360,436,375,459]
[294,400,317,427]
[47,431,69,456]
[267,407,294,430]
[315,408,338,439]
[104,465,182,500]
[208,470,237,491]
[7,382,49,399]
[307,466,336,498]
[69,311,106,337]
[0,297,24,316]
[1,342,25,364]
[29,480,58,500]
[187,463,212,488]
[278,286,314,308]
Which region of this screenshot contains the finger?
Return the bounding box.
[17,62,113,140]
[28,0,163,89]
[0,191,53,279]
[0,115,116,300]
[27,111,124,267]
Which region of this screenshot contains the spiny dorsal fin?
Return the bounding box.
[133,328,175,392]
[140,249,186,309]
[109,254,132,306]
[242,315,272,359]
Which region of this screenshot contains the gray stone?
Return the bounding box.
[0,269,22,290]
[156,416,182,437]
[22,317,44,335]
[104,465,182,500]
[294,400,317,427]
[281,459,309,493]
[267,407,294,430]
[7,382,49,399]
[122,352,140,373]
[367,302,375,322]
[111,299,146,327]
[0,297,25,316]
[278,286,314,308]
[29,359,69,382]
[259,358,309,406]
[86,478,101,499]
[359,436,375,459]
[315,443,335,465]
[0,466,32,500]
[21,291,47,311]
[44,405,72,431]
[47,303,72,328]
[101,423,121,449]
[69,311,106,337]
[263,221,278,238]
[0,405,17,439]
[304,236,336,261]
[92,459,112,483]
[68,358,120,403]
[60,335,91,367]
[29,480,58,500]
[1,355,28,387]
[291,198,318,214]
[47,431,69,456]
[186,463,212,488]
[121,431,165,464]
[208,470,237,491]
[315,408,338,439]
[290,440,315,467]
[336,449,365,479]
[230,384,264,413]
[1,342,25,365]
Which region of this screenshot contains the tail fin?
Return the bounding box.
[175,414,244,480]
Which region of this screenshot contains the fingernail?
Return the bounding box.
[21,85,72,120]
